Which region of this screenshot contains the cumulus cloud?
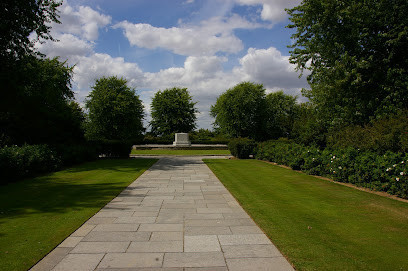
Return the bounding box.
[51,2,111,41]
[72,53,145,90]
[33,1,308,129]
[235,47,307,89]
[35,33,93,60]
[141,47,308,128]
[235,0,301,22]
[114,14,262,56]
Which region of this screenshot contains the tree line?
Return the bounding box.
[2,0,408,153]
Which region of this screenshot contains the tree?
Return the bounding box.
[291,103,327,147]
[0,56,78,146]
[265,91,299,139]
[210,82,266,140]
[287,0,408,127]
[85,76,144,141]
[0,0,61,62]
[150,87,197,136]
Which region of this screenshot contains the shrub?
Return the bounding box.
[0,144,61,184]
[94,140,132,158]
[255,140,408,199]
[256,139,306,169]
[54,143,99,166]
[327,112,408,153]
[228,138,256,159]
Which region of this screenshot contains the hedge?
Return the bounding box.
[256,140,408,199]
[0,140,133,185]
[228,138,256,159]
[0,144,61,184]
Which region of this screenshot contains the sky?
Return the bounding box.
[35,0,309,130]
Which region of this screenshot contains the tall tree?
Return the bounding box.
[0,0,61,62]
[85,76,145,141]
[0,56,77,146]
[150,87,197,136]
[210,82,266,140]
[265,91,299,139]
[287,0,408,126]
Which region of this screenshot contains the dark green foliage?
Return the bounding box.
[211,82,267,140]
[94,140,133,158]
[265,91,299,139]
[0,0,61,62]
[256,140,408,198]
[189,129,230,144]
[291,103,327,147]
[288,0,408,127]
[0,145,61,184]
[228,138,256,159]
[327,112,408,153]
[150,87,197,136]
[85,76,145,142]
[0,56,79,146]
[54,143,98,166]
[211,82,300,141]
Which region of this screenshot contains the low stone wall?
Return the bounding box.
[132,144,228,150]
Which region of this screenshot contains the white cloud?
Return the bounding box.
[35,33,93,60]
[235,0,301,22]
[141,47,308,128]
[235,47,307,89]
[34,1,308,129]
[114,14,262,56]
[72,53,145,90]
[51,2,111,41]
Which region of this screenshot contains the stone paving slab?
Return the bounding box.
[31,156,294,271]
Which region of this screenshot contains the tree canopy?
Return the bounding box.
[210,82,266,140]
[0,56,80,146]
[0,0,61,62]
[287,0,408,126]
[150,87,197,136]
[265,91,299,139]
[85,76,144,141]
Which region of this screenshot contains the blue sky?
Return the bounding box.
[36,0,308,129]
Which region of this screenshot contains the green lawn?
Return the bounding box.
[131,149,230,155]
[204,159,408,271]
[0,158,157,271]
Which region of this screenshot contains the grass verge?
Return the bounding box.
[204,159,408,270]
[131,149,230,155]
[0,158,157,271]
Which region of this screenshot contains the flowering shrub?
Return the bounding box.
[256,140,408,198]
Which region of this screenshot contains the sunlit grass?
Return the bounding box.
[0,158,157,271]
[204,159,408,270]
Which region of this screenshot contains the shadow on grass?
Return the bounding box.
[0,158,157,219]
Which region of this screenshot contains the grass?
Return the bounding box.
[0,158,157,271]
[204,159,408,271]
[131,149,230,155]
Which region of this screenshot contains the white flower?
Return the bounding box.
[333,156,336,159]
[333,171,336,174]
[393,164,397,167]
[338,166,342,169]
[401,172,405,176]
[396,177,400,182]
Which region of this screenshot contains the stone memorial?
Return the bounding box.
[173,133,191,147]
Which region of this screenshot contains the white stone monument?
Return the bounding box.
[173,133,191,147]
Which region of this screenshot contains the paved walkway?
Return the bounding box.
[32,156,294,271]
